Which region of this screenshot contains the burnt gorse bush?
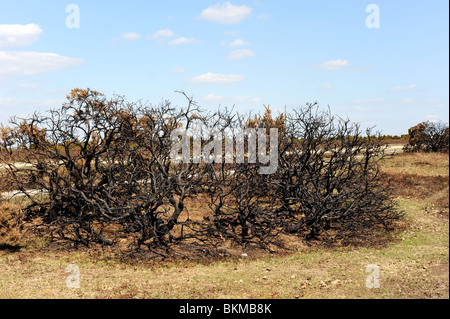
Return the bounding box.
[274,104,400,243]
[0,89,402,255]
[1,89,209,251]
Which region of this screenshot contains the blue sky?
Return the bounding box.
[0,1,448,135]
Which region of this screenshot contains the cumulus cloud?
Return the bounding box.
[202,94,225,103]
[389,84,416,92]
[199,2,253,24]
[169,37,200,45]
[228,39,250,47]
[112,32,142,43]
[0,51,85,77]
[121,32,141,41]
[0,23,84,78]
[0,23,43,48]
[148,28,174,40]
[227,48,256,60]
[190,72,245,84]
[316,59,350,71]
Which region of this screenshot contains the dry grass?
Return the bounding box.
[0,151,448,299]
[383,152,449,212]
[382,152,449,177]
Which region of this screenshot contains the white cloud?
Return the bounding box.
[169,37,200,45]
[191,73,245,84]
[316,59,350,71]
[319,84,333,89]
[0,51,85,77]
[0,23,43,48]
[148,28,174,40]
[389,84,416,92]
[171,67,187,74]
[228,39,250,47]
[199,2,253,24]
[227,48,256,60]
[121,32,141,41]
[112,32,141,43]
